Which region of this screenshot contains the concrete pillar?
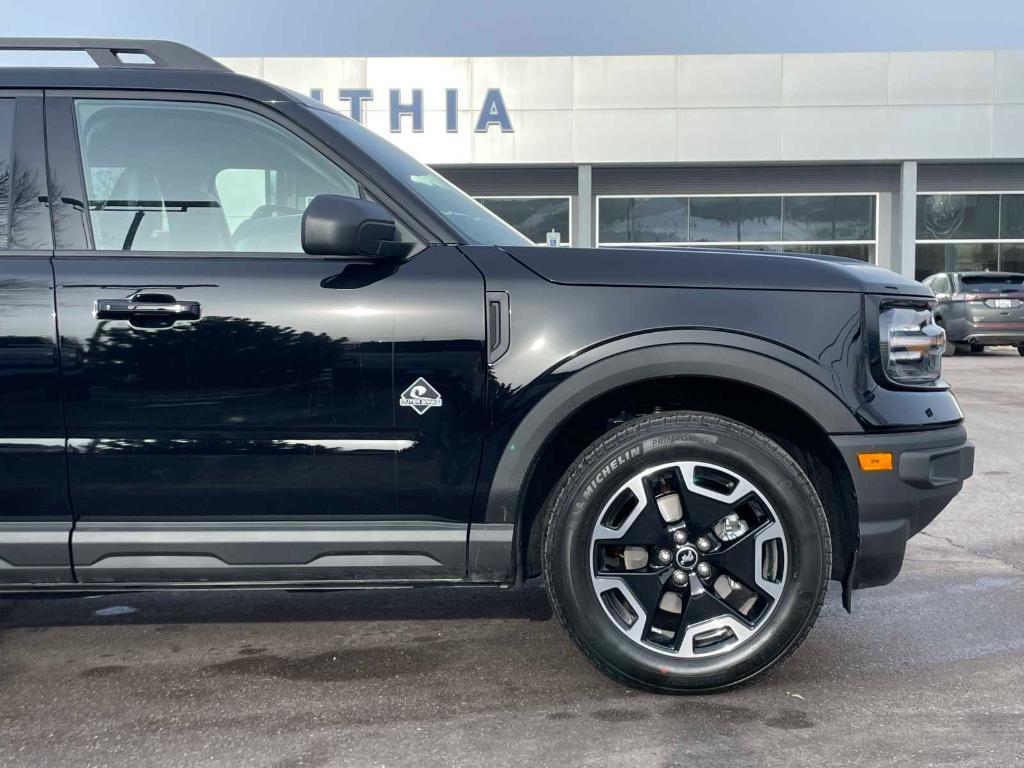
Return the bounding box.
[895,161,918,279]
[575,164,593,248]
[875,192,893,270]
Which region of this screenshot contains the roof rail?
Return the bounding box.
[0,38,229,72]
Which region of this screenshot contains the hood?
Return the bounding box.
[501,246,931,297]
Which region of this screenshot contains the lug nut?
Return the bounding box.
[696,562,712,578]
[656,549,673,565]
[671,570,688,586]
[672,529,688,545]
[696,537,712,552]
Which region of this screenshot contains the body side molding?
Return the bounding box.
[71,520,466,583]
[0,522,75,584]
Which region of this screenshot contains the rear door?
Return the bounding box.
[46,92,485,584]
[0,91,73,585]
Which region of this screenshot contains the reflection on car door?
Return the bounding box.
[46,94,485,584]
[0,92,73,584]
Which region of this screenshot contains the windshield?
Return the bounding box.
[308,107,532,247]
[961,274,1024,292]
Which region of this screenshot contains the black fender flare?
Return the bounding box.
[467,331,863,581]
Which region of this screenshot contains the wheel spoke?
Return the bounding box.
[592,570,674,646]
[616,570,670,618]
[676,463,758,535]
[703,525,761,588]
[677,485,737,534]
[704,520,785,601]
[615,502,671,547]
[679,578,749,629]
[594,476,672,549]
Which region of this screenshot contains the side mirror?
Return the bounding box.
[301,194,408,258]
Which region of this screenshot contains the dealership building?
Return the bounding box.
[222,50,1024,281]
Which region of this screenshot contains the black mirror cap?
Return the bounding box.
[302,194,404,257]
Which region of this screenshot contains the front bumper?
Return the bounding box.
[830,424,974,589]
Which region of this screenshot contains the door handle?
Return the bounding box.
[94,295,202,326]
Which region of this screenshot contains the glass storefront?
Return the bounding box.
[475,196,572,245]
[596,193,877,262]
[915,193,1024,280]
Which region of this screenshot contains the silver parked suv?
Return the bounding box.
[923,271,1024,356]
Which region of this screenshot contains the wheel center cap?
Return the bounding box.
[675,544,700,571]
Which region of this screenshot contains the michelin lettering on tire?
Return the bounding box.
[580,446,642,505]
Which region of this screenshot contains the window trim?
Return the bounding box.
[594,191,879,261]
[473,194,573,246]
[47,88,432,258]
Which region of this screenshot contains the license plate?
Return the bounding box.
[989,298,1014,309]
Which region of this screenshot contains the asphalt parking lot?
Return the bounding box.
[1,350,1022,768]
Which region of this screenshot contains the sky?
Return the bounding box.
[2,0,1022,58]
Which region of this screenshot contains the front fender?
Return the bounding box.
[466,332,864,581]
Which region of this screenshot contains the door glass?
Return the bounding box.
[74,99,361,253]
[0,99,13,249]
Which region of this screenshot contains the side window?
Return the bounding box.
[73,99,362,253]
[934,275,950,295]
[0,99,13,248]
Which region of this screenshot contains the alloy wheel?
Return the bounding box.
[589,461,788,658]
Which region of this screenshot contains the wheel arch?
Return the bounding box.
[472,335,863,584]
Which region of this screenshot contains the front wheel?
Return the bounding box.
[543,412,831,693]
[1018,345,1024,357]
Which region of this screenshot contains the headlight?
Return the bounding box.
[878,305,944,385]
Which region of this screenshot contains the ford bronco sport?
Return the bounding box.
[0,39,974,693]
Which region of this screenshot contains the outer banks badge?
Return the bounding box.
[400,377,442,415]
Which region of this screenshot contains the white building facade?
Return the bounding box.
[222,50,1024,280]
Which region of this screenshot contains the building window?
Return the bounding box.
[596,193,877,263]
[475,196,571,246]
[915,192,1024,280]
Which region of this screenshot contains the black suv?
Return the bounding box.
[0,39,974,693]
[922,271,1024,356]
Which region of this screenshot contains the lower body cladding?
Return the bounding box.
[831,424,974,589]
[66,521,467,585]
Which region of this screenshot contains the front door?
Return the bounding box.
[46,94,485,584]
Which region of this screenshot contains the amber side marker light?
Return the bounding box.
[857,452,894,471]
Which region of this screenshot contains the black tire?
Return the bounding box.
[1018,345,1024,357]
[543,411,831,694]
[970,344,984,354]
